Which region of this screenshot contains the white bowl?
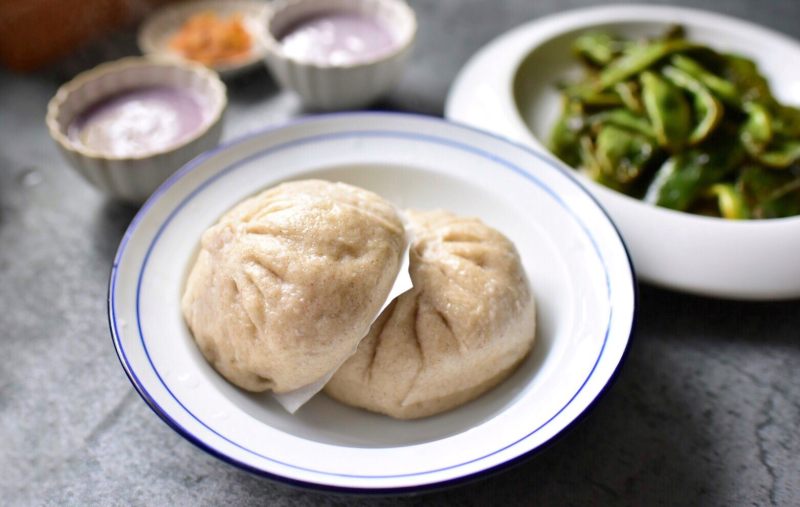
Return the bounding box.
[259,0,416,110]
[138,0,269,78]
[109,112,635,491]
[446,5,800,300]
[46,57,226,204]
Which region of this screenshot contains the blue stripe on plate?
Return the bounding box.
[110,119,614,481]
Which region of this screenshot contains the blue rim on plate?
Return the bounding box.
[108,111,637,493]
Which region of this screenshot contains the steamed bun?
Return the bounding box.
[181,179,407,393]
[325,210,535,419]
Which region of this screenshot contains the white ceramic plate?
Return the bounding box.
[138,0,268,78]
[109,112,635,492]
[446,5,800,300]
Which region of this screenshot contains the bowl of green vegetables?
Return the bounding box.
[447,5,800,299]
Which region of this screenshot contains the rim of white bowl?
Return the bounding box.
[108,111,637,493]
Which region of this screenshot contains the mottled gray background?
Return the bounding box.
[1,0,799,505]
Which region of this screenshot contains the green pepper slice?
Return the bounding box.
[589,108,656,139]
[568,39,696,98]
[594,124,656,185]
[549,105,584,169]
[578,135,604,182]
[644,140,744,210]
[614,81,644,113]
[573,32,626,66]
[579,91,625,108]
[641,71,692,151]
[708,183,749,219]
[723,54,775,107]
[597,39,696,91]
[740,102,800,168]
[738,165,800,218]
[740,101,773,156]
[755,139,800,168]
[662,65,723,145]
[670,54,740,106]
[773,105,800,137]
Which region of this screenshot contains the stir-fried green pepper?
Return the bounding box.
[709,184,749,219]
[740,102,800,168]
[578,135,609,186]
[723,54,775,107]
[774,105,800,137]
[589,108,655,139]
[670,55,740,105]
[596,39,696,91]
[595,124,655,185]
[549,102,583,169]
[614,81,644,113]
[546,24,800,219]
[644,139,743,211]
[579,91,625,108]
[755,139,800,168]
[661,65,723,145]
[740,101,773,155]
[641,71,692,151]
[573,32,626,66]
[738,166,800,218]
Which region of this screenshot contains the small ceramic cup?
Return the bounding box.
[137,0,269,78]
[260,0,416,110]
[46,57,226,204]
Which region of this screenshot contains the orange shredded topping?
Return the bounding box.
[169,11,252,66]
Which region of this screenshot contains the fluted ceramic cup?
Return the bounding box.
[46,57,226,204]
[260,0,416,110]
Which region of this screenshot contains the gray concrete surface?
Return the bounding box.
[1,0,799,505]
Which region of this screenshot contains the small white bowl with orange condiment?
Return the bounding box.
[138,0,269,78]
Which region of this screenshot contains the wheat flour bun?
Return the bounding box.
[325,209,536,419]
[181,179,407,393]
